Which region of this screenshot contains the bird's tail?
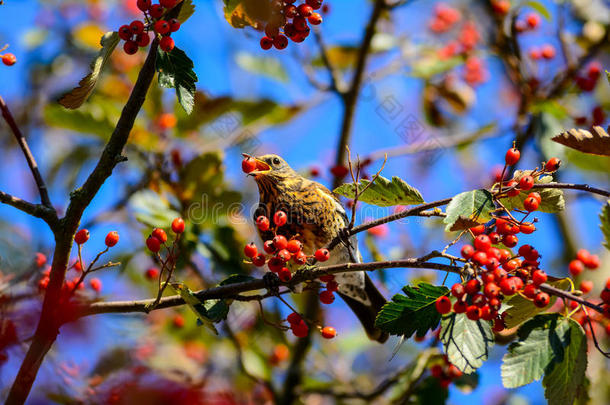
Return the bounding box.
[338,273,389,343]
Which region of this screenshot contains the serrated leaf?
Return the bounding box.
[601,200,610,251]
[59,31,119,109]
[443,189,494,232]
[156,46,198,114]
[375,283,448,338]
[523,1,551,20]
[501,314,565,388]
[543,318,588,405]
[235,52,287,82]
[440,313,494,374]
[503,277,571,329]
[176,0,195,23]
[503,172,565,214]
[333,175,424,207]
[552,127,610,156]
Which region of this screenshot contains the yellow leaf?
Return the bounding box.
[552,126,610,156]
[73,23,106,50]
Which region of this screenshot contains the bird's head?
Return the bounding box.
[243,153,297,182]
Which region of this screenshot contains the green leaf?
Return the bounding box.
[59,32,119,109]
[333,175,424,207]
[223,0,272,28]
[219,274,256,286]
[409,376,449,405]
[543,318,588,405]
[156,46,198,114]
[601,200,610,251]
[523,1,551,20]
[501,314,565,388]
[411,55,464,79]
[176,0,195,23]
[44,103,116,138]
[503,277,571,329]
[440,313,494,374]
[502,172,565,214]
[375,283,448,338]
[235,52,287,82]
[170,282,219,334]
[443,189,495,232]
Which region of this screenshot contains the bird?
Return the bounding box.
[246,153,388,343]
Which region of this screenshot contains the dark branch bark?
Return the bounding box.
[0,190,57,227]
[531,182,610,198]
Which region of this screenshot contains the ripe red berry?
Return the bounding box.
[159,36,175,52]
[583,254,600,270]
[145,267,159,280]
[149,4,164,18]
[172,314,185,328]
[273,35,288,50]
[160,0,177,7]
[256,215,270,231]
[308,12,322,25]
[278,267,292,282]
[119,25,132,40]
[545,157,561,172]
[523,196,539,212]
[130,20,145,35]
[146,236,161,253]
[242,157,257,173]
[260,36,273,50]
[484,282,500,298]
[252,254,266,267]
[137,0,152,11]
[171,217,185,234]
[472,251,488,266]
[321,326,337,339]
[267,257,284,272]
[435,296,452,314]
[528,192,541,204]
[123,40,139,55]
[105,231,119,247]
[489,232,502,245]
[293,250,308,265]
[466,305,481,320]
[498,249,511,263]
[531,270,547,286]
[499,277,518,296]
[287,239,302,253]
[273,211,288,227]
[154,20,170,34]
[465,279,481,295]
[519,175,534,191]
[503,234,519,248]
[472,293,487,308]
[35,253,47,268]
[263,240,276,254]
[287,312,302,324]
[533,292,550,308]
[579,280,593,294]
[151,228,167,243]
[326,280,339,292]
[315,248,330,262]
[272,235,288,251]
[601,288,610,304]
[491,0,510,15]
[291,320,309,338]
[244,242,258,258]
[306,0,323,9]
[569,259,584,276]
[506,180,520,197]
[293,16,309,31]
[298,3,313,16]
[284,5,298,18]
[461,244,475,259]
[319,274,335,283]
[469,224,486,235]
[453,300,467,313]
[277,249,291,262]
[75,229,90,245]
[523,283,538,298]
[519,222,536,234]
[90,278,102,292]
[525,12,540,29]
[505,147,520,165]
[319,290,335,304]
[541,44,555,59]
[474,234,491,251]
[169,18,181,32]
[136,33,151,47]
[451,283,466,299]
[493,318,505,332]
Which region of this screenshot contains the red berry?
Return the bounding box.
[505,147,520,166]
[293,16,309,31]
[123,40,138,55]
[451,283,466,299]
[293,251,308,265]
[472,293,487,308]
[498,249,511,263]
[569,259,584,276]
[525,12,540,29]
[145,267,159,280]
[503,259,519,271]
[533,292,550,308]
[474,235,491,251]
[523,283,538,298]
[105,231,119,247]
[499,277,519,296]
[75,229,90,245]
[260,36,273,50]
[291,320,309,337]
[435,296,452,314]
[489,233,501,245]
[73,261,82,272]
[541,44,555,59]
[528,192,542,204]
[256,215,270,231]
[136,33,151,47]
[244,242,258,258]
[35,253,47,268]
[264,240,276,254]
[278,267,292,282]
[484,282,500,298]
[287,312,302,324]
[492,0,510,15]
[506,180,520,197]
[321,326,336,339]
[287,239,302,253]
[583,254,600,270]
[272,235,288,251]
[137,0,152,11]
[519,175,534,191]
[519,222,536,234]
[308,12,322,25]
[152,228,167,243]
[306,0,322,9]
[466,305,481,320]
[326,280,339,292]
[601,288,610,304]
[545,158,561,172]
[172,314,185,328]
[503,234,518,248]
[461,244,475,259]
[130,20,145,35]
[579,280,593,294]
[242,156,257,173]
[518,244,533,257]
[523,196,539,212]
[465,279,481,295]
[146,236,162,253]
[319,274,334,283]
[169,18,181,32]
[119,25,132,40]
[319,290,335,304]
[252,254,266,267]
[171,217,185,234]
[576,249,590,262]
[277,249,291,262]
[284,5,298,18]
[315,248,330,262]
[273,211,287,227]
[154,20,170,34]
[531,270,547,286]
[298,3,313,16]
[493,318,505,332]
[149,4,164,18]
[472,251,488,266]
[160,0,177,7]
[160,36,175,52]
[453,300,468,313]
[89,278,102,292]
[470,224,486,236]
[273,35,288,50]
[267,257,284,272]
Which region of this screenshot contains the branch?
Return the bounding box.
[0,95,53,208]
[531,182,610,198]
[313,28,343,94]
[0,190,57,226]
[538,283,604,314]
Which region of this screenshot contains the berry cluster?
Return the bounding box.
[575,61,602,92]
[568,248,600,276]
[258,0,324,51]
[146,217,185,253]
[118,0,182,55]
[429,356,464,388]
[285,312,336,339]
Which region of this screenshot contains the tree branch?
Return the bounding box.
[0,190,57,227]
[0,95,53,209]
[531,182,610,198]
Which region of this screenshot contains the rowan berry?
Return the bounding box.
[308,13,322,25]
[451,283,466,299]
[326,280,339,292]
[319,290,335,304]
[137,0,152,11]
[256,215,270,231]
[470,224,486,236]
[145,267,159,280]
[484,282,500,298]
[503,234,518,248]
[73,261,82,272]
[151,228,167,243]
[160,36,175,52]
[320,274,334,282]
[123,40,138,55]
[90,278,102,292]
[525,12,540,29]
[293,251,308,265]
[287,239,302,253]
[287,312,302,324]
[315,248,330,262]
[523,196,539,212]
[146,236,161,253]
[172,314,185,328]
[453,300,467,313]
[298,4,313,16]
[260,36,273,50]
[461,244,474,259]
[505,147,520,165]
[601,288,610,304]
[277,249,291,262]
[519,222,536,234]
[252,254,266,266]
[273,35,288,50]
[169,18,181,32]
[541,44,555,59]
[75,229,90,245]
[119,25,132,40]
[499,277,518,296]
[579,280,593,294]
[273,211,287,227]
[272,235,288,251]
[244,242,258,258]
[268,257,284,272]
[466,305,481,320]
[306,0,322,9]
[523,283,538,299]
[160,0,177,8]
[498,249,511,263]
[472,293,487,308]
[435,296,452,314]
[130,20,145,35]
[531,270,547,286]
[506,180,520,197]
[492,318,505,332]
[489,232,502,245]
[474,234,491,251]
[136,33,150,47]
[149,4,164,18]
[545,157,561,172]
[465,279,481,295]
[35,253,47,268]
[278,267,292,282]
[569,259,584,276]
[472,251,488,266]
[292,321,309,337]
[105,231,119,247]
[284,5,298,18]
[533,292,550,308]
[583,254,599,270]
[293,16,308,31]
[519,175,534,191]
[321,326,336,339]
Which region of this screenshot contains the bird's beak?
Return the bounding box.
[242,153,271,175]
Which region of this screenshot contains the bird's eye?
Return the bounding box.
[273,157,281,165]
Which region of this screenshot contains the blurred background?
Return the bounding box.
[0,0,609,403]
